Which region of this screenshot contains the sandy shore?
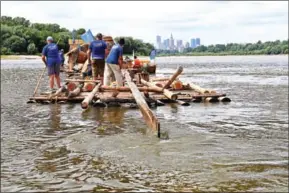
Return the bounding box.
[1,55,42,60]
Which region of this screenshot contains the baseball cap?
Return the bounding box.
[46,36,53,41]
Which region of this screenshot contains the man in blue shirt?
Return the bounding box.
[104,38,125,87]
[42,36,61,92]
[87,33,107,81]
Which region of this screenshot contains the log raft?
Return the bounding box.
[28,66,232,137]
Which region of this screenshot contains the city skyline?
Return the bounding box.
[156,34,201,51]
[1,1,288,45]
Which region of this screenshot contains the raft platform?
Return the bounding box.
[28,66,231,137]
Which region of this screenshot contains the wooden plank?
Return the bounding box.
[124,70,160,135]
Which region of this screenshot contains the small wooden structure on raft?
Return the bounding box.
[28,66,231,138]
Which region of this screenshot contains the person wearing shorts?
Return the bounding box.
[87,33,107,81]
[41,36,61,92]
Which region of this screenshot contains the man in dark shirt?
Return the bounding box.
[87,33,107,81]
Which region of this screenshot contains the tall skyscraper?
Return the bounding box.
[165,39,170,50]
[185,42,190,48]
[177,40,183,48]
[190,38,196,48]
[156,35,162,49]
[196,38,201,46]
[170,33,174,49]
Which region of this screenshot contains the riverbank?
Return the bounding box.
[157,53,288,57]
[1,55,41,60]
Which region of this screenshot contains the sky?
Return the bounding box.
[1,1,288,46]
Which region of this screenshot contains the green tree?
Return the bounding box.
[27,43,37,54]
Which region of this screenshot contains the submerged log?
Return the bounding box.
[175,99,190,106]
[204,97,219,103]
[141,79,178,100]
[81,83,101,109]
[163,66,183,89]
[218,96,231,102]
[124,70,160,135]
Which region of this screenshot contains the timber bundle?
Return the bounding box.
[28,65,231,138]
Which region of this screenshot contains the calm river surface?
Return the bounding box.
[1,55,288,192]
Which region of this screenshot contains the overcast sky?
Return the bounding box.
[1,1,288,46]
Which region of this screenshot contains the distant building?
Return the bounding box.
[156,35,162,49]
[177,40,183,48]
[178,45,184,53]
[196,38,201,46]
[190,38,196,48]
[170,33,174,49]
[185,42,190,48]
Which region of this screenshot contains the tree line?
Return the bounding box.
[157,39,288,56]
[0,16,154,56]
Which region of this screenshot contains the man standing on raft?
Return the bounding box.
[87,33,107,82]
[104,38,125,87]
[41,36,61,93]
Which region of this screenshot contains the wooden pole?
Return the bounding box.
[141,79,178,100]
[162,66,183,89]
[33,66,47,96]
[124,70,160,135]
[81,83,101,109]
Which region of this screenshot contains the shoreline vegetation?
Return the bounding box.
[1,16,288,59]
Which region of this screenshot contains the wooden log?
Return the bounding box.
[50,86,67,97]
[65,79,100,83]
[81,83,101,109]
[163,66,183,89]
[218,96,231,102]
[68,83,84,98]
[204,97,219,103]
[83,82,95,92]
[124,70,160,135]
[92,99,107,107]
[141,79,178,100]
[175,99,190,106]
[187,83,216,94]
[151,77,170,82]
[100,86,162,93]
[67,82,79,91]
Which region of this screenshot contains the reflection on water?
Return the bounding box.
[1,56,288,192]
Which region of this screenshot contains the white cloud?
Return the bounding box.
[1,1,288,45]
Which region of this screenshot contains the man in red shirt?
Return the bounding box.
[133,56,141,68]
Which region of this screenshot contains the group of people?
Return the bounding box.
[41,33,145,92]
[41,33,128,92]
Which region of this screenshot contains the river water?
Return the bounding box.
[1,55,288,192]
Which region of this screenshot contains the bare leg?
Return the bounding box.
[55,75,61,88]
[49,75,55,89]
